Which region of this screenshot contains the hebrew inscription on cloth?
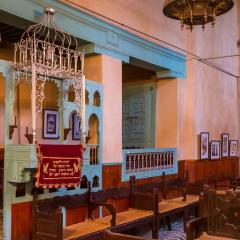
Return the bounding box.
[35,144,83,188]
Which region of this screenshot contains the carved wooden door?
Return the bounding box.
[122,83,155,148]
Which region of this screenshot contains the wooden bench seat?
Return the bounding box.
[197,233,237,240]
[129,173,200,231]
[64,219,110,240]
[33,181,159,240]
[103,229,156,240]
[101,208,153,226]
[159,199,186,213]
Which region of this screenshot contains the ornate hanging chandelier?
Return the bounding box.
[13,8,85,143]
[163,0,234,31]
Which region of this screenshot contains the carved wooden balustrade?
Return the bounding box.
[126,151,175,174]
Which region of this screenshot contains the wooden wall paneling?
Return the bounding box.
[102,164,178,190]
[178,160,185,179]
[179,158,239,184]
[102,165,123,189]
[11,202,32,240]
[66,206,88,226]
[115,198,129,213]
[0,148,3,161]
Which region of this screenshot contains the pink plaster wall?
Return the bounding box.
[61,0,239,160]
[156,79,177,149]
[59,0,187,50]
[102,55,122,163]
[0,1,239,162]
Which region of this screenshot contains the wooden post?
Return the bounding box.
[32,64,36,143]
[81,75,86,146]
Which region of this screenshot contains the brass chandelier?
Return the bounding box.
[163,0,234,31]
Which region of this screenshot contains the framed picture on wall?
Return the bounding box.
[72,112,81,140]
[200,132,209,159]
[221,133,229,157]
[229,140,238,157]
[210,141,221,160]
[43,109,59,139]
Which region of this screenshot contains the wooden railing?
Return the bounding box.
[122,148,177,180]
[89,144,99,165]
[126,151,175,173]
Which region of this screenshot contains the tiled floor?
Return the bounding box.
[142,222,186,240]
[158,223,185,240]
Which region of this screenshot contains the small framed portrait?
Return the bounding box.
[221,133,229,157]
[72,112,81,140]
[43,109,59,139]
[229,140,238,157]
[200,132,209,159]
[210,141,221,160]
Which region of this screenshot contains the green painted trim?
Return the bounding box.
[156,70,185,79]
[102,162,122,166]
[79,44,130,63]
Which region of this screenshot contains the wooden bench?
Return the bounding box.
[103,229,156,240]
[186,185,240,240]
[33,181,159,240]
[33,184,116,240]
[130,171,199,231]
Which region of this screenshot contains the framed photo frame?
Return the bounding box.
[200,132,209,159]
[72,112,81,140]
[210,141,221,160]
[43,109,59,139]
[229,140,238,157]
[221,133,229,157]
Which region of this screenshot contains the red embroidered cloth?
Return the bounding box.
[35,144,83,188]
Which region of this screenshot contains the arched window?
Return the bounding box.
[88,114,99,145]
[93,91,100,106]
[92,175,99,188]
[80,175,88,189]
[85,90,89,105]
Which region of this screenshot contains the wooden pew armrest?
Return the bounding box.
[186,216,207,240]
[90,201,116,227]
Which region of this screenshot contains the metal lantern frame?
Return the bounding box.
[13,8,86,144]
[163,0,234,31]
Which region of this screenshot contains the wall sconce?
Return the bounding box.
[9,116,17,140]
[24,127,33,144]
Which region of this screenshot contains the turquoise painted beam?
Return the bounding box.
[156,69,186,79]
[0,0,186,79]
[79,44,130,63]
